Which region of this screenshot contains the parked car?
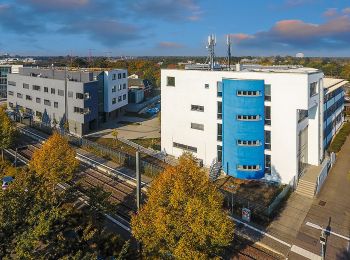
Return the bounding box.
[2,176,14,190]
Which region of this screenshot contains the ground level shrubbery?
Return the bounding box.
[328,122,350,153]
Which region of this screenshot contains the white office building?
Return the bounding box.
[161,65,346,184]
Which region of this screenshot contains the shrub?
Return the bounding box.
[328,122,350,153]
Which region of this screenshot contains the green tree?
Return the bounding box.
[131,154,234,259]
[0,107,17,160]
[30,132,79,188]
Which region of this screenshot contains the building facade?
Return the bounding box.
[7,67,128,136]
[0,65,22,98]
[161,65,347,184]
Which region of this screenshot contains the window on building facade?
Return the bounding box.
[58,90,64,96]
[112,74,116,80]
[112,86,116,92]
[264,106,271,125]
[26,95,32,101]
[84,92,90,100]
[205,83,209,89]
[17,93,23,98]
[44,87,48,93]
[8,91,13,96]
[173,142,197,153]
[191,123,204,131]
[74,107,84,114]
[309,82,317,97]
[123,73,126,78]
[237,165,260,171]
[112,98,116,104]
[265,130,271,150]
[33,85,40,91]
[237,140,261,146]
[9,102,13,108]
[23,83,29,89]
[237,90,261,96]
[217,123,222,141]
[191,105,204,112]
[166,76,175,87]
[76,93,84,99]
[265,154,271,174]
[51,88,55,94]
[118,84,122,91]
[8,81,16,86]
[264,84,271,101]
[123,83,126,89]
[217,101,222,119]
[217,145,222,162]
[118,96,122,102]
[44,99,51,106]
[118,73,122,79]
[123,94,126,100]
[217,81,222,97]
[237,115,261,121]
[36,98,41,103]
[68,91,73,98]
[54,102,58,108]
[298,109,308,123]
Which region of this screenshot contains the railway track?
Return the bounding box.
[231,238,282,260]
[12,141,138,220]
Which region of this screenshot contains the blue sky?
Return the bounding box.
[1,0,350,57]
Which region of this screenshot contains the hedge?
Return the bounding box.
[328,122,350,153]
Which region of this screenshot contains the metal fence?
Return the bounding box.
[79,138,164,177]
[265,185,290,216]
[315,157,332,195]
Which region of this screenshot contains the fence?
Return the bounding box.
[315,156,332,195]
[265,185,291,216]
[79,138,164,178]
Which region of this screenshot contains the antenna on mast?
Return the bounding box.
[205,34,216,70]
[226,35,232,70]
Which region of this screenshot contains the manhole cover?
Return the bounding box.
[319,200,326,206]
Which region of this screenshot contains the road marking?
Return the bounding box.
[306,221,350,241]
[290,245,321,260]
[229,216,292,247]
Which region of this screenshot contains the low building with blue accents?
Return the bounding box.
[161,65,347,184]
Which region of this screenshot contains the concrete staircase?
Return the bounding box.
[295,179,316,198]
[209,158,222,181]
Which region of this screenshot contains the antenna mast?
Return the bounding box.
[206,34,216,70]
[227,35,232,70]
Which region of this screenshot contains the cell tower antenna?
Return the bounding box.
[205,34,216,70]
[227,35,232,70]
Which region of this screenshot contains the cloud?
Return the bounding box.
[343,7,350,14]
[22,0,89,10]
[284,0,314,7]
[0,4,44,34]
[127,0,202,21]
[60,20,143,47]
[323,8,337,17]
[231,14,350,50]
[157,42,184,48]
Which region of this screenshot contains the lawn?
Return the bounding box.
[131,138,161,151]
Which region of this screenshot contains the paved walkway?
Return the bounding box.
[292,136,350,259]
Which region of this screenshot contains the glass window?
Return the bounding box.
[167,76,175,87]
[58,90,64,96]
[44,87,48,93]
[118,96,122,102]
[173,142,197,153]
[54,102,58,108]
[44,99,51,106]
[217,101,222,119]
[68,91,73,98]
[23,83,29,89]
[112,98,116,104]
[76,93,84,99]
[265,130,271,150]
[191,123,204,131]
[217,81,222,97]
[265,106,271,125]
[217,123,222,141]
[265,84,271,101]
[191,105,204,112]
[36,98,41,103]
[310,82,317,97]
[51,88,55,94]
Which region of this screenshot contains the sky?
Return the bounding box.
[1,0,350,57]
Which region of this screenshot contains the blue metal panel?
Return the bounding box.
[222,79,265,179]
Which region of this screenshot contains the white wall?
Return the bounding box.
[104,70,128,112]
[161,69,324,184]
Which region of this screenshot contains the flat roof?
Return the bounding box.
[323,78,349,92]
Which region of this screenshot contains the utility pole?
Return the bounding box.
[136,150,142,259]
[320,227,326,260]
[64,67,68,133]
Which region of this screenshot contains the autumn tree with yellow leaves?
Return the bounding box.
[0,105,17,160]
[131,154,234,259]
[30,132,79,187]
